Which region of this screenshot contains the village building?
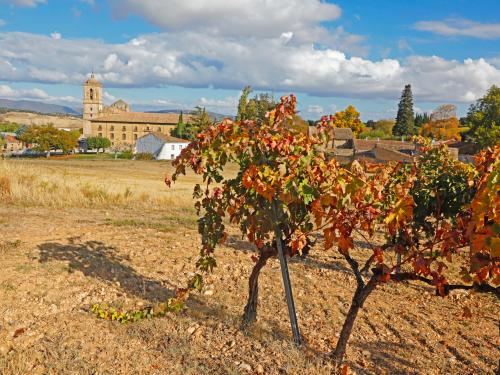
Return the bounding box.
[82,73,190,146]
[1,134,24,153]
[135,132,189,160]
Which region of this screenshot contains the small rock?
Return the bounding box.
[239,362,252,372]
[362,350,371,357]
[256,364,265,374]
[0,344,11,355]
[187,325,198,335]
[204,289,214,296]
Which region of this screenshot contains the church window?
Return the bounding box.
[179,145,182,150]
[98,125,102,131]
[110,133,114,140]
[146,126,150,131]
[110,126,114,131]
[122,133,126,140]
[122,126,126,131]
[134,134,137,140]
[89,88,94,100]
[171,154,174,159]
[171,145,175,150]
[134,126,138,132]
[157,127,161,132]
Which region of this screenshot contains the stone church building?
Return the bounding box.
[82,74,190,146]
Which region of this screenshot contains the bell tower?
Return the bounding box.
[83,73,103,120]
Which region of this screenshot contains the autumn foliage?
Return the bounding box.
[168,95,499,365]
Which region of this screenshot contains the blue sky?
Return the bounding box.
[0,0,499,120]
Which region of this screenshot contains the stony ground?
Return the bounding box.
[0,204,498,374]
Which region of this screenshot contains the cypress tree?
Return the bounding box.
[236,86,252,121]
[393,84,415,136]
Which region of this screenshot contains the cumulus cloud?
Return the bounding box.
[307,105,324,114]
[111,0,340,37]
[414,17,500,39]
[0,83,79,103]
[50,32,62,40]
[197,96,239,111]
[0,31,499,103]
[4,0,46,7]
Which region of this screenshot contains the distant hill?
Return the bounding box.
[147,109,232,122]
[0,99,81,116]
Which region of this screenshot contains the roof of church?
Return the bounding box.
[91,112,190,125]
[139,132,189,144]
[111,99,129,107]
[84,73,102,87]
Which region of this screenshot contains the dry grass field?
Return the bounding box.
[0,158,498,374]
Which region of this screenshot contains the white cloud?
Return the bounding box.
[5,0,46,7]
[398,38,413,53]
[0,84,79,103]
[111,0,341,38]
[51,32,62,40]
[307,105,324,114]
[414,17,500,39]
[103,91,116,103]
[0,26,499,104]
[197,96,239,111]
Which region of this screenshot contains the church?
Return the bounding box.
[82,73,190,146]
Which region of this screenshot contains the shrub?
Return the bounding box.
[117,150,133,159]
[134,152,154,160]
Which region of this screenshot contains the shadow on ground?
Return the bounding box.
[350,340,418,375]
[37,236,175,302]
[36,236,294,344]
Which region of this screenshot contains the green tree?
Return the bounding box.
[0,122,21,133]
[465,85,500,148]
[374,119,395,136]
[236,86,275,123]
[57,130,80,154]
[414,112,430,128]
[393,84,415,136]
[87,136,111,153]
[171,111,186,139]
[19,124,69,157]
[236,86,252,121]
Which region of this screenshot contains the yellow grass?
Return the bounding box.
[0,158,199,211]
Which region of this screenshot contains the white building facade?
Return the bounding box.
[135,132,189,160]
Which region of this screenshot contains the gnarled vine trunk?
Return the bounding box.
[331,275,378,363]
[242,245,276,326]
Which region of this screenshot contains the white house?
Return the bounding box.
[135,132,189,160]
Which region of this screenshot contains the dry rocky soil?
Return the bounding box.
[0,160,498,374]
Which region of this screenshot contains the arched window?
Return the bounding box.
[133,126,138,132]
[89,88,94,100]
[122,133,126,140]
[157,127,161,132]
[110,133,114,140]
[98,125,102,131]
[146,126,150,131]
[110,126,114,131]
[122,126,126,131]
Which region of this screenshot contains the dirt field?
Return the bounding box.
[0,159,498,374]
[0,112,84,130]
